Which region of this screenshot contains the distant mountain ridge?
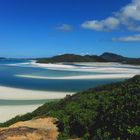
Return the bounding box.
[36,54,107,63]
[100,52,140,64]
[36,52,140,65]
[100,52,126,62]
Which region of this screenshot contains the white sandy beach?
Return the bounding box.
[31,61,140,74]
[14,61,139,80]
[5,61,140,74]
[0,86,74,100]
[0,61,139,123]
[0,86,74,122]
[16,73,135,80]
[0,105,41,122]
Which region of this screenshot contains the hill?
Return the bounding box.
[36,54,107,63]
[101,52,140,65]
[0,75,140,139]
[100,52,126,62]
[36,53,140,65]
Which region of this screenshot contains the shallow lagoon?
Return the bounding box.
[0,59,139,122]
[0,60,125,92]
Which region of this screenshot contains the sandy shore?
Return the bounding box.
[16,61,139,80]
[0,105,42,123]
[31,61,140,73]
[0,86,74,122]
[0,86,74,100]
[16,73,136,80]
[0,61,139,123]
[31,61,76,69]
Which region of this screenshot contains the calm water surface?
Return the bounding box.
[0,59,125,92]
[0,59,129,106]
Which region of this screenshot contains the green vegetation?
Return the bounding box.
[0,75,140,140]
[128,126,140,136]
[36,52,140,65]
[101,52,140,65]
[36,54,107,63]
[101,52,127,62]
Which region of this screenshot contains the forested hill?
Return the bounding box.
[101,52,140,65]
[36,53,140,65]
[36,54,107,63]
[1,75,140,139]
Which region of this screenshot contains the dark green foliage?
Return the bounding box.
[128,126,140,137]
[36,54,107,63]
[101,52,126,62]
[36,52,140,65]
[0,75,140,140]
[101,52,140,65]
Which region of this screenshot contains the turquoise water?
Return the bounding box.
[0,59,131,106]
[0,60,124,92]
[0,59,139,122]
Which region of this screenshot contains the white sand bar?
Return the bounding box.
[16,73,136,80]
[0,86,74,100]
[0,61,139,123]
[0,105,41,122]
[0,86,74,122]
[31,62,140,73]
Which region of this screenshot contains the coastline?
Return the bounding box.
[0,105,41,123]
[16,73,135,80]
[0,86,74,122]
[31,61,140,73]
[0,61,139,123]
[0,86,74,100]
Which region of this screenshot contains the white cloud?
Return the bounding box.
[119,0,140,21]
[81,0,140,32]
[116,0,140,31]
[113,34,140,42]
[81,17,120,31]
[56,24,72,32]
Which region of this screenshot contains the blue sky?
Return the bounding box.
[0,0,140,58]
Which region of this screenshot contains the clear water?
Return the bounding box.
[1,59,138,122]
[0,59,134,107]
[0,59,124,92]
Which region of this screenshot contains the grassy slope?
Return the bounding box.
[0,76,140,139]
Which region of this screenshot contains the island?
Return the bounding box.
[36,52,140,65]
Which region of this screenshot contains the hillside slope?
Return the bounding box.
[0,76,140,139]
[36,54,106,63]
[36,53,140,65]
[100,52,126,62]
[101,52,140,64]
